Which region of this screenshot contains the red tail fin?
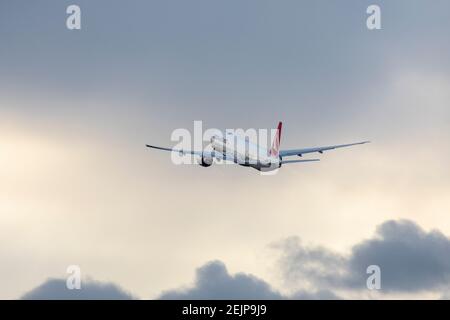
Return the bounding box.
[269,122,282,157]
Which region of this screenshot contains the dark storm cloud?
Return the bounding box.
[21,278,134,300]
[20,261,339,300]
[158,260,284,300]
[158,260,339,300]
[277,220,450,293]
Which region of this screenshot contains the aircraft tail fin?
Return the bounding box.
[269,121,282,157]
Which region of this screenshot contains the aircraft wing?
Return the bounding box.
[146,144,204,156]
[146,144,233,161]
[279,141,370,157]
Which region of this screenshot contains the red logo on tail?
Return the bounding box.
[269,122,282,157]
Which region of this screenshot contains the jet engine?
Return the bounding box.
[197,153,213,167]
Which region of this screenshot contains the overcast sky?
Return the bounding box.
[1,0,450,299]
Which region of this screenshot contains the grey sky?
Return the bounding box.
[1,1,450,299]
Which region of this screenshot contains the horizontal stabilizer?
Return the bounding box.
[281,159,320,164]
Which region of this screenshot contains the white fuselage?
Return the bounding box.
[210,135,280,171]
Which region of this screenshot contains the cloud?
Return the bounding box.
[21,219,450,299]
[19,261,338,300]
[21,278,134,300]
[276,219,450,294]
[158,260,339,300]
[158,260,284,300]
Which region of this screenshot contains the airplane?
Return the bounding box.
[146,122,369,172]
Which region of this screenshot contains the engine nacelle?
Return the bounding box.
[197,153,213,167]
